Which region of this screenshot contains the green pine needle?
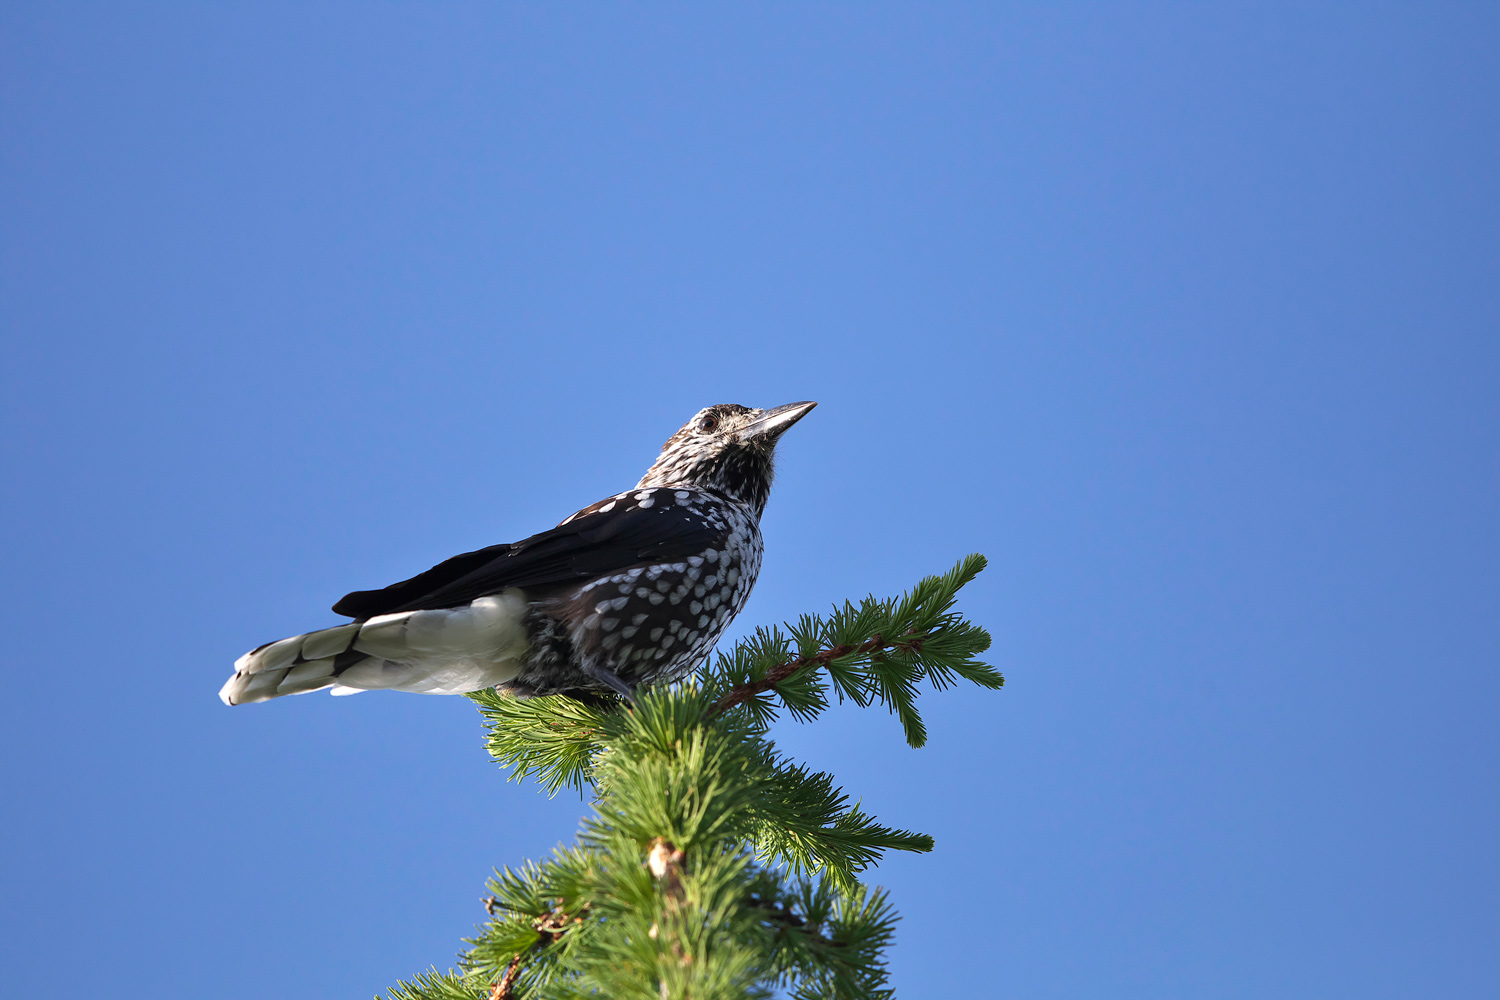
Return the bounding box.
[388,556,998,1000]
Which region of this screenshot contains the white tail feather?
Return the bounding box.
[219,590,531,706]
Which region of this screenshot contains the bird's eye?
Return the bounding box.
[698,413,720,432]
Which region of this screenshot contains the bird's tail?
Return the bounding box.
[219,621,367,705]
[219,593,531,706]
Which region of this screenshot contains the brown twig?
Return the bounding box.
[647,839,687,903]
[707,632,931,717]
[745,895,804,928]
[535,909,578,939]
[646,839,694,973]
[485,905,586,1000]
[742,894,851,950]
[487,952,525,1000]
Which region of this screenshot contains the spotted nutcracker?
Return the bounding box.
[219,402,816,706]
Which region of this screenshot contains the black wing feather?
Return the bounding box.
[331,501,723,618]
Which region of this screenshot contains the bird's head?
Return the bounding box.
[638,401,817,517]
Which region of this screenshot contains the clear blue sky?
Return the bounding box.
[2,4,1496,998]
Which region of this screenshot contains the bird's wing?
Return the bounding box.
[331,498,725,618]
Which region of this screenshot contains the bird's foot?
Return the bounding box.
[562,689,623,711]
[581,662,637,705]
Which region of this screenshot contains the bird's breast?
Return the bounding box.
[563,496,759,682]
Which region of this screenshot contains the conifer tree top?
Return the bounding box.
[388,555,1000,1000]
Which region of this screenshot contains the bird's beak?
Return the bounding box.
[741,401,817,443]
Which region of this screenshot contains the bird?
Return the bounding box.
[218,401,816,706]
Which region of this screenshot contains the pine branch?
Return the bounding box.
[394,556,1000,1000]
[702,553,999,748]
[469,691,614,795]
[707,632,892,717]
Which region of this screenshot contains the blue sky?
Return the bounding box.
[2,4,1496,998]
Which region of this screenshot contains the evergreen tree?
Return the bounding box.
[385,555,1000,1000]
